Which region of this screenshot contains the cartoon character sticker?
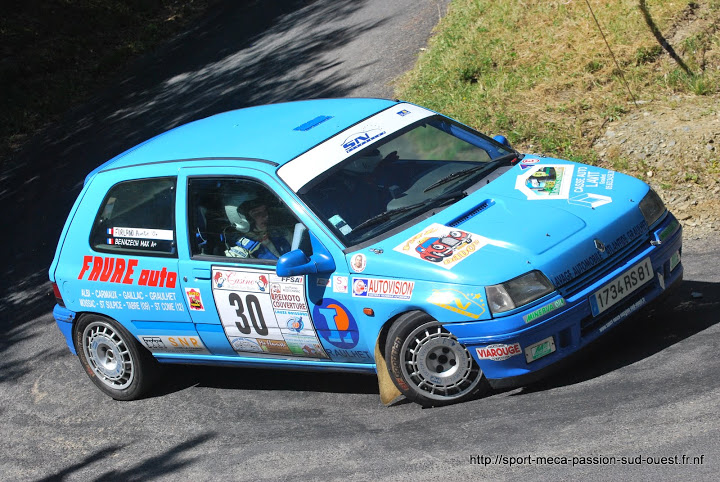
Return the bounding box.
[257,275,268,292]
[184,287,205,311]
[393,223,488,269]
[515,164,574,200]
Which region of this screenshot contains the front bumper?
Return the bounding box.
[444,214,683,389]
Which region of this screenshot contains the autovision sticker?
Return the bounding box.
[351,278,414,300]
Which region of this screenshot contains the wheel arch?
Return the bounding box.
[373,309,430,406]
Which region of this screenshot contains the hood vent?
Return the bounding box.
[448,199,495,227]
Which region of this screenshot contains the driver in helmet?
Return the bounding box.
[223,192,292,260]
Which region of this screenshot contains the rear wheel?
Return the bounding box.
[74,314,159,400]
[385,311,488,407]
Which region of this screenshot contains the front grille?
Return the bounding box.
[558,233,650,298]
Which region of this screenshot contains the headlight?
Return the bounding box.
[486,270,555,315]
[639,188,666,227]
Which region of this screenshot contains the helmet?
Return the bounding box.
[224,192,254,232]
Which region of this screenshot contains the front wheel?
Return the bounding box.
[74,314,159,400]
[385,311,488,407]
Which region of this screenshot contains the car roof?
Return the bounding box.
[92,98,399,177]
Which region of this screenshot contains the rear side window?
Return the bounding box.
[90,177,177,256]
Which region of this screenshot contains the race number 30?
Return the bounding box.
[228,293,268,336]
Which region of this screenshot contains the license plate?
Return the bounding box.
[525,336,556,363]
[590,257,653,316]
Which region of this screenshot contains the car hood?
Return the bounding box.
[349,158,652,288]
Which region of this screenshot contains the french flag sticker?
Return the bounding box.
[106,238,114,245]
[106,228,113,236]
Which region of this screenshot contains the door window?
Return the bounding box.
[187,178,300,262]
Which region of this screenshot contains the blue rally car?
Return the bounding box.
[49,99,682,407]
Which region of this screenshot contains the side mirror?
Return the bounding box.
[492,134,511,148]
[277,229,335,277]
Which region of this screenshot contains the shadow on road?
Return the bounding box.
[509,278,720,396]
[135,277,718,402]
[36,433,215,481]
[158,363,380,397]
[0,0,378,319]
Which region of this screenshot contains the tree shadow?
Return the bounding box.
[509,278,720,396]
[638,0,693,75]
[0,0,381,314]
[35,433,215,481]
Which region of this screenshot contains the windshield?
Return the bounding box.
[298,116,515,246]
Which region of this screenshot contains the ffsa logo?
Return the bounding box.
[341,126,386,153]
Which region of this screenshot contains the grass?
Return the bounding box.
[396,0,720,161]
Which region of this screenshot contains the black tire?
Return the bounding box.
[73,314,160,401]
[385,311,488,407]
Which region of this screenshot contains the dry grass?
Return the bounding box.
[397,0,720,160]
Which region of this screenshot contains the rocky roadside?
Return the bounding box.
[593,94,720,240]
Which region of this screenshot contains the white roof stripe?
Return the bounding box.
[277,103,434,192]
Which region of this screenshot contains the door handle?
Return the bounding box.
[192,268,211,280]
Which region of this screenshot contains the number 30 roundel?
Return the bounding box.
[312,298,359,349]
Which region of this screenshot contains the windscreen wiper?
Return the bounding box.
[353,190,467,232]
[423,153,519,193]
